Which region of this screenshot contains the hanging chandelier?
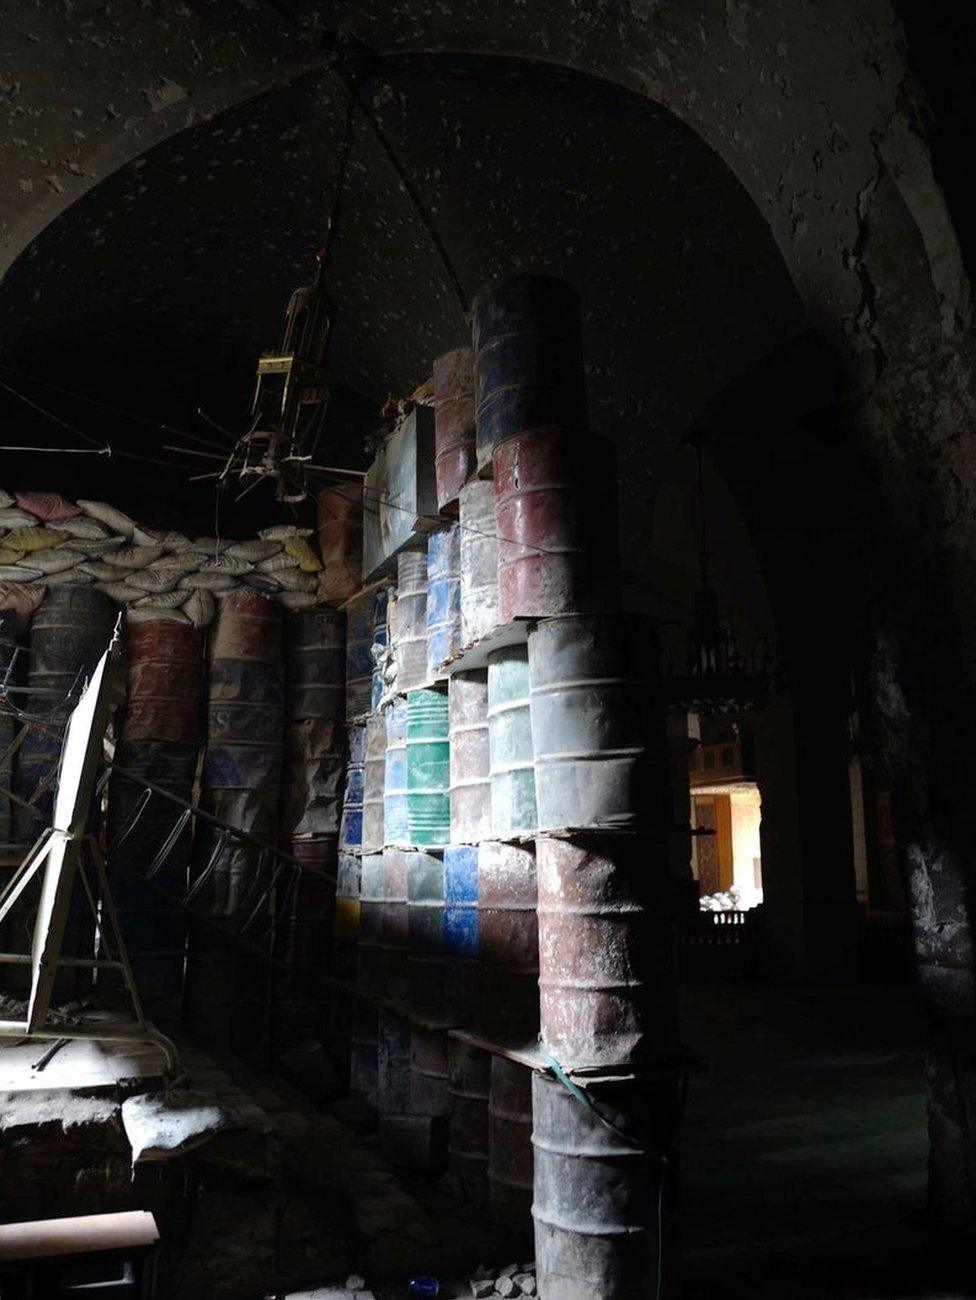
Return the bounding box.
[664,435,773,715]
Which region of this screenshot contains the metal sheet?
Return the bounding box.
[532,1071,672,1300]
[449,669,491,844]
[489,1055,534,1231]
[459,478,500,647]
[536,834,676,1070]
[473,273,586,472]
[406,688,450,848]
[426,525,461,679]
[478,840,538,1043]
[487,646,536,837]
[528,614,659,833]
[362,405,438,578]
[280,717,344,838]
[434,346,477,514]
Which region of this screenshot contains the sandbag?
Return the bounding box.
[283,536,322,572]
[259,524,313,541]
[178,571,238,592]
[0,580,45,630]
[126,567,181,593]
[57,514,111,540]
[183,587,216,628]
[29,548,84,575]
[77,498,139,536]
[0,565,43,581]
[226,539,282,562]
[15,491,82,522]
[104,544,166,571]
[3,526,69,553]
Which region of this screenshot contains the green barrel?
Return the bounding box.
[406,687,451,847]
[487,644,537,837]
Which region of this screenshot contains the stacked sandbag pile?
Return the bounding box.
[0,488,325,635]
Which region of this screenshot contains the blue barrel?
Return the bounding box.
[487,644,537,837]
[444,844,480,1028]
[406,688,451,847]
[384,697,409,847]
[472,273,586,472]
[407,850,446,1026]
[286,608,346,720]
[426,525,461,679]
[338,723,366,853]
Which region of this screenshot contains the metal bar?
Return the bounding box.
[0,832,55,927]
[0,1017,180,1076]
[0,721,29,769]
[0,953,124,970]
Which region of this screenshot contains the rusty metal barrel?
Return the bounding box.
[357,851,386,997]
[317,482,363,604]
[15,583,119,839]
[394,551,428,694]
[350,997,378,1105]
[489,1056,535,1231]
[434,346,477,513]
[448,1041,491,1205]
[406,687,450,847]
[270,838,337,1054]
[532,1071,672,1299]
[123,620,204,744]
[285,608,346,721]
[537,834,676,1071]
[384,696,409,847]
[493,427,620,623]
[472,273,586,473]
[426,525,461,679]
[407,849,446,1025]
[186,591,283,1055]
[377,1006,412,1115]
[361,713,386,853]
[411,1025,450,1117]
[449,669,491,844]
[382,847,410,1002]
[338,723,366,854]
[487,645,536,838]
[528,613,655,833]
[444,845,480,1028]
[459,478,500,646]
[478,840,539,1043]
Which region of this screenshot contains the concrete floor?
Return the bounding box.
[680,981,971,1298]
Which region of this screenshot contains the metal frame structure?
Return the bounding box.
[0,641,179,1076]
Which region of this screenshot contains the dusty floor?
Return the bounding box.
[679,981,970,1298]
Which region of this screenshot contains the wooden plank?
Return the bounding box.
[0,1211,159,1261]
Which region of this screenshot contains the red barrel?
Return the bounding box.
[209,588,283,661]
[536,834,677,1071]
[317,482,364,604]
[434,347,477,514]
[123,621,204,745]
[493,427,619,622]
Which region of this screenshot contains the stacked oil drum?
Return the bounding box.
[108,619,205,1023]
[10,586,118,1001]
[473,273,680,1298]
[274,607,346,1056]
[0,609,15,844]
[183,589,284,1055]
